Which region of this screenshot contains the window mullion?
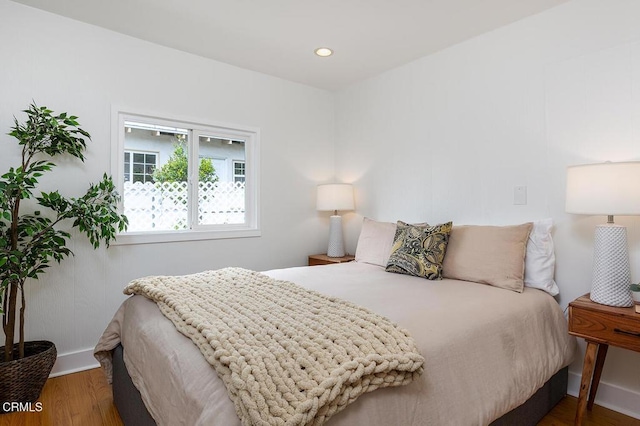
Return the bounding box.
[188,129,198,230]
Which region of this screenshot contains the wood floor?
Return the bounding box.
[1,368,638,425]
[0,368,121,426]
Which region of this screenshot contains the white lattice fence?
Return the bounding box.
[124,181,245,231]
[198,181,245,225]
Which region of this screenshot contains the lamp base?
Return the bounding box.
[591,224,633,307]
[327,215,345,258]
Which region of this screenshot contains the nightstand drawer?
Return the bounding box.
[569,306,640,352]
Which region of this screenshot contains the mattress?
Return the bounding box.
[95,262,576,426]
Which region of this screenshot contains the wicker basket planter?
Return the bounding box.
[0,340,57,413]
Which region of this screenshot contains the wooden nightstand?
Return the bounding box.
[308,254,355,266]
[568,294,640,425]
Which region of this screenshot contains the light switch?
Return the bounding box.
[514,186,527,205]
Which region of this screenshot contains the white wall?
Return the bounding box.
[335,0,640,418]
[0,0,335,372]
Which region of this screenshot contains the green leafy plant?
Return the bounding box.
[0,103,128,362]
[630,283,640,292]
[153,141,218,184]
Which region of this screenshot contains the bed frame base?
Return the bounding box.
[112,345,156,426]
[490,365,567,426]
[112,344,567,425]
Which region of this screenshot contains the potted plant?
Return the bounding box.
[0,103,127,410]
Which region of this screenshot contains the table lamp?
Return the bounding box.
[316,184,354,257]
[566,161,640,307]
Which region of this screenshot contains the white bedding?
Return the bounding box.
[95,262,576,426]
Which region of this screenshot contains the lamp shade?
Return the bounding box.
[566,161,640,215]
[316,184,354,212]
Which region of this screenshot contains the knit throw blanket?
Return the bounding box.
[124,268,424,426]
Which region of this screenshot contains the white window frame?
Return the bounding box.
[112,108,260,245]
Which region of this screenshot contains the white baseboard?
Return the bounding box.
[568,370,640,420]
[50,348,99,378]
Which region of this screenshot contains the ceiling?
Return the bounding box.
[12,0,567,91]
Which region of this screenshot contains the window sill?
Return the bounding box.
[112,228,261,245]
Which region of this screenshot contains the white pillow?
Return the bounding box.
[355,218,397,267]
[524,218,559,296]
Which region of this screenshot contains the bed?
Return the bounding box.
[95,219,576,425]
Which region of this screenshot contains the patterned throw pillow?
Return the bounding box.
[385,221,453,280]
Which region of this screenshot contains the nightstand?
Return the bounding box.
[568,294,640,425]
[308,254,355,266]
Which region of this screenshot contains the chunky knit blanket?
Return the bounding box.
[124,267,424,426]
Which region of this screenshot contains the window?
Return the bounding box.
[233,161,245,183]
[113,111,260,244]
[124,151,157,183]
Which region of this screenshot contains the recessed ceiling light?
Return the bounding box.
[314,47,333,57]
